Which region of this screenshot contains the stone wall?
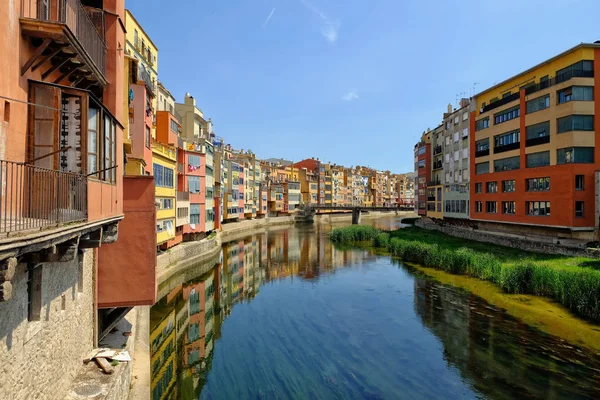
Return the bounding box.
[416,219,597,258]
[0,249,95,400]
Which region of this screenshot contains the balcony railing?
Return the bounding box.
[426,180,441,187]
[475,148,490,158]
[525,70,594,96]
[433,145,442,155]
[177,191,189,202]
[481,92,520,114]
[526,136,550,147]
[432,161,443,170]
[139,66,156,97]
[0,160,87,235]
[494,142,520,154]
[151,142,177,161]
[22,0,107,77]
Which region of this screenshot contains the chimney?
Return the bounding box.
[447,103,452,114]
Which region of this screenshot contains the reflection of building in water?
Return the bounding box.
[150,308,177,400]
[412,277,600,400]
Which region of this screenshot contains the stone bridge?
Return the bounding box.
[298,205,417,224]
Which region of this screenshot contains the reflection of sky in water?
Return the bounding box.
[150,217,600,400]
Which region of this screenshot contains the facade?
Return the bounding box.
[442,100,472,220]
[0,1,156,399]
[471,43,600,239]
[414,131,432,216]
[427,125,444,219]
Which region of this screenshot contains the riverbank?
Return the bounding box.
[330,225,600,323]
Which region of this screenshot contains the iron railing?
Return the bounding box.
[138,65,156,97]
[0,160,87,235]
[481,92,520,114]
[22,0,107,76]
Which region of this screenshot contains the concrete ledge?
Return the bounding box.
[416,219,598,258]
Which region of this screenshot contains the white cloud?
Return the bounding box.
[263,8,276,27]
[342,91,359,101]
[301,0,340,44]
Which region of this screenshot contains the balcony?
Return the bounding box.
[20,0,107,87]
[481,92,520,114]
[177,191,190,202]
[433,145,442,155]
[526,136,550,147]
[0,160,87,235]
[151,142,177,162]
[426,180,441,187]
[525,70,594,96]
[138,65,156,97]
[475,148,490,158]
[494,142,520,154]
[432,160,443,170]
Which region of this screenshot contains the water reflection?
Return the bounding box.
[413,275,600,400]
[150,220,600,400]
[150,223,378,400]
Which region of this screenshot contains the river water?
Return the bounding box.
[150,217,600,400]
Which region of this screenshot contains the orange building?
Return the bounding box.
[470,43,600,240]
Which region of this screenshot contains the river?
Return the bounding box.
[150,217,600,400]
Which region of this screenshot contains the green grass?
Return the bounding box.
[330,225,600,321]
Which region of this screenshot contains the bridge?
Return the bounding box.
[298,204,416,224]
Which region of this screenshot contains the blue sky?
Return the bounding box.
[127,0,600,173]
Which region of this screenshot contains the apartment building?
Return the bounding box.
[0,1,157,398]
[471,43,600,239]
[414,131,432,216]
[442,100,472,220]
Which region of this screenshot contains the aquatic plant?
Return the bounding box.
[330,225,600,321]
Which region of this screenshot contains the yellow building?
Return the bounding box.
[150,309,176,400]
[125,10,158,137]
[153,141,177,247]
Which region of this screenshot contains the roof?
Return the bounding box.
[474,42,600,98]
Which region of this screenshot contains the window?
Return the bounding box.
[575,201,584,218]
[188,155,201,168]
[462,112,468,121]
[526,95,550,113]
[526,201,551,216]
[502,201,516,215]
[153,164,174,188]
[557,86,594,104]
[494,156,520,172]
[418,160,425,169]
[475,162,489,175]
[206,166,214,176]
[494,106,520,125]
[206,209,215,222]
[27,264,42,322]
[556,60,593,83]
[170,119,179,133]
[156,219,174,235]
[206,189,214,199]
[486,201,497,214]
[475,138,489,153]
[526,121,550,140]
[475,183,482,193]
[575,175,584,190]
[88,108,98,175]
[177,207,189,219]
[502,180,515,192]
[475,201,483,213]
[557,147,594,164]
[145,126,151,147]
[418,146,426,155]
[526,151,550,168]
[486,181,497,193]
[453,132,459,142]
[157,198,173,209]
[557,115,594,133]
[133,29,139,47]
[476,117,490,131]
[454,116,459,124]
[526,177,550,192]
[187,176,200,193]
[190,204,201,224]
[494,129,520,149]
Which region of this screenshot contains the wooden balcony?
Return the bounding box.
[20,0,108,88]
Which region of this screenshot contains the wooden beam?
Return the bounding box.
[31,45,66,72]
[41,57,71,80]
[72,76,87,87]
[21,38,52,76]
[101,223,119,245]
[54,66,80,84]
